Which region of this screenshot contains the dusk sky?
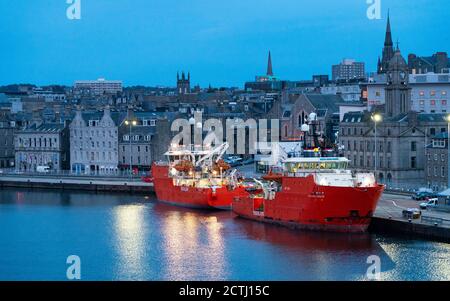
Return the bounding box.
[1,0,449,87]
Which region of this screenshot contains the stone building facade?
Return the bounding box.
[69,107,119,174]
[425,133,449,191]
[118,111,171,173]
[0,113,15,169]
[15,123,70,172]
[340,46,450,188]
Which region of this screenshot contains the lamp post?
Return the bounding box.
[125,119,137,179]
[371,113,383,179]
[447,115,450,188]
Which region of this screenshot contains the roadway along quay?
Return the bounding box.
[0,172,154,193]
[370,193,450,242]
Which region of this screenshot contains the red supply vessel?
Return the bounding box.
[232,156,384,233]
[151,143,249,210]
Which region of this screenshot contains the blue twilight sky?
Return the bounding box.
[0,0,449,88]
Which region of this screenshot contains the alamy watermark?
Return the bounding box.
[66,0,81,20]
[366,255,381,280]
[66,255,81,280]
[366,0,381,20]
[170,112,280,158]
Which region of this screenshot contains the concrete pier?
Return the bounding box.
[0,174,154,193]
[370,193,450,243]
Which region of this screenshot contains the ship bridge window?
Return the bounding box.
[286,161,347,171]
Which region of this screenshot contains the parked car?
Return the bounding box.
[36,166,50,173]
[412,191,436,200]
[402,208,421,219]
[420,198,438,210]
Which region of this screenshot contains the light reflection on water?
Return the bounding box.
[0,188,449,281]
[113,205,149,280]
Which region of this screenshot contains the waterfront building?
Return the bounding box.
[69,106,119,174]
[425,132,449,191]
[74,78,123,95]
[0,113,15,169]
[14,123,70,172]
[332,59,365,81]
[118,111,172,173]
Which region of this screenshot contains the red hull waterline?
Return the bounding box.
[232,175,384,233]
[152,163,248,210]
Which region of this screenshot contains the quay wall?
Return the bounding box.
[0,177,154,194]
[369,217,450,243]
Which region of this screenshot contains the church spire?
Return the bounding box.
[378,11,395,74]
[267,51,273,76]
[384,10,393,47]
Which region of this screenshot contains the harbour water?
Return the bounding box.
[0,188,449,281]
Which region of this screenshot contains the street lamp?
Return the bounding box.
[371,113,383,179]
[125,119,137,178]
[446,115,450,188]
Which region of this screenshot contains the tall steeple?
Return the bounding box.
[267,51,273,76]
[384,11,393,47]
[378,11,395,74]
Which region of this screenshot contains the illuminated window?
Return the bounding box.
[419,91,425,96]
[431,100,436,106]
[431,91,436,96]
[442,100,447,106]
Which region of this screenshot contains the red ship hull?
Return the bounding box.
[152,163,248,210]
[232,175,384,233]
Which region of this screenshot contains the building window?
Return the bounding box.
[442,166,446,178]
[124,135,130,141]
[150,120,156,126]
[411,157,417,169]
[442,100,447,106]
[411,142,417,152]
[431,100,436,106]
